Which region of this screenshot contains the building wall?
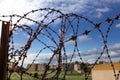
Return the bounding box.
[49,64,56,69]
[92,70,120,80]
[8,63,15,69]
[62,63,74,71]
[74,64,81,73]
[27,62,85,72]
[92,62,120,80]
[27,64,47,72]
[37,64,46,71]
[8,62,16,71]
[27,64,36,72]
[74,64,78,71]
[74,64,81,70]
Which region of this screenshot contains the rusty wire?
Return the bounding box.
[0,8,120,80]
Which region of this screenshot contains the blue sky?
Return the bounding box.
[0,0,120,66]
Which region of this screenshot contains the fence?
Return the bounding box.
[0,8,120,80]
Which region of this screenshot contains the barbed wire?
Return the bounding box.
[0,8,120,80]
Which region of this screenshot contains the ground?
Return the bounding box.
[9,70,92,80]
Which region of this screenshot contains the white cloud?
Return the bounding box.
[116,23,120,28]
[78,35,91,42]
[0,0,89,17]
[96,7,109,12]
[0,0,119,24]
[0,0,119,17]
[67,43,120,63]
[24,53,56,64]
[109,51,119,57]
[0,0,36,25]
[96,7,110,18]
[1,0,120,66]
[65,40,75,45]
[82,43,120,57]
[9,42,23,49]
[0,0,35,15]
[109,43,120,51]
[100,0,120,3]
[31,0,89,13]
[17,42,120,67]
[65,35,91,45]
[23,33,30,39]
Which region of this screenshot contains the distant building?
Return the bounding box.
[8,62,26,72]
[8,62,15,69]
[27,61,90,73]
[49,64,56,69]
[74,62,82,73]
[8,62,16,71]
[27,63,56,72]
[27,63,47,72]
[62,61,90,73]
[92,62,120,80]
[62,63,74,71]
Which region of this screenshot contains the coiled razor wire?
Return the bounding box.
[0,8,120,80]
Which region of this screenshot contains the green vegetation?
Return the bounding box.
[66,75,92,80]
[9,71,92,80]
[9,72,38,80]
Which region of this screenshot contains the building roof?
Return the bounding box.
[92,62,120,70]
